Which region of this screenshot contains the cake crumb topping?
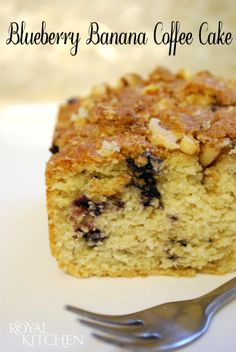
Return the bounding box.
[51,67,236,167]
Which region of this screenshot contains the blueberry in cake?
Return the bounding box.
[46,67,236,277]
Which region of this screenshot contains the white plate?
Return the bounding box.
[0,105,235,352]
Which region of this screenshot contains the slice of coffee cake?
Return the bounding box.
[46,67,236,277]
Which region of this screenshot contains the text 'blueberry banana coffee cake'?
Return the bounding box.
[46,67,236,277]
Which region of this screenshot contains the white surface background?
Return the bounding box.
[0,105,235,352]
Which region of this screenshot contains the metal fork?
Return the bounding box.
[66,277,236,351]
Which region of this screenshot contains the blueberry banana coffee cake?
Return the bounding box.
[46,67,236,277]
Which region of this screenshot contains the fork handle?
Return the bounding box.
[200,277,236,316]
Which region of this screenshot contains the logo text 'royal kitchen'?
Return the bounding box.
[9,321,84,348]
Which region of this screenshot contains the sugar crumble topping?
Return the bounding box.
[51,67,236,167]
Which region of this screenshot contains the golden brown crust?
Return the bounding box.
[48,67,236,170]
[56,258,233,278]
